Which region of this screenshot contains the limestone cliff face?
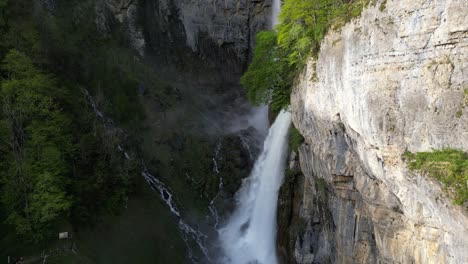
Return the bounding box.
[97,0,271,88]
[283,0,468,263]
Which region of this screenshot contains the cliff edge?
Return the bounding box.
[283,0,468,263]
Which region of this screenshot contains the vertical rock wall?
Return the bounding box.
[98,0,272,132]
[283,0,468,263]
[98,0,271,88]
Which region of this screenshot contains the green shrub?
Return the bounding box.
[289,125,305,152]
[379,0,387,12]
[242,0,372,110]
[241,31,293,112]
[404,149,468,205]
[313,178,328,195]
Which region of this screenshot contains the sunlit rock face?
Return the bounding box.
[284,0,468,263]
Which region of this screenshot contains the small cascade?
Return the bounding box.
[219,110,291,264]
[178,220,210,262]
[212,139,223,174]
[208,197,221,230]
[82,89,211,263]
[209,139,224,229]
[82,89,104,119]
[142,165,211,263]
[141,166,180,217]
[238,134,253,161]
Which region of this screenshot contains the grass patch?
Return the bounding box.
[289,125,305,152]
[315,178,328,194]
[455,89,468,118]
[403,149,468,205]
[379,0,387,12]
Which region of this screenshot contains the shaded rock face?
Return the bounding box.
[97,0,272,135]
[99,0,271,88]
[137,0,273,112]
[285,0,468,263]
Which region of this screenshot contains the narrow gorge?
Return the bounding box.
[0,0,467,264]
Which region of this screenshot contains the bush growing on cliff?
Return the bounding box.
[289,125,305,152]
[241,31,293,111]
[404,149,468,205]
[278,0,371,66]
[242,0,372,110]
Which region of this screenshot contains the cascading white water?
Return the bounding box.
[219,110,291,264]
[271,0,281,27]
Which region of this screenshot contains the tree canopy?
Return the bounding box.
[241,0,372,111]
[0,50,73,241]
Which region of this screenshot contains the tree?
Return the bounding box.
[0,50,73,241]
[241,0,369,111]
[241,31,292,111]
[0,0,8,28]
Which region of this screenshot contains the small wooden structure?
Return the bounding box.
[58,232,69,239]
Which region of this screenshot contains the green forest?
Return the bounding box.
[0,0,373,246]
[0,0,145,251]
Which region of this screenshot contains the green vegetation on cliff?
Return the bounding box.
[289,125,305,152]
[242,0,372,111]
[0,0,146,246]
[0,48,138,241]
[242,31,290,111]
[404,149,468,205]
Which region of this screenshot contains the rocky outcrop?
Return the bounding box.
[97,0,271,87]
[95,0,272,134]
[95,0,146,55]
[286,0,468,263]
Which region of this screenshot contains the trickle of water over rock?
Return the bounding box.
[82,88,211,263]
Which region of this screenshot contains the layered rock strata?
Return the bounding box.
[284,0,468,263]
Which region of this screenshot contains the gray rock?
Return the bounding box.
[97,0,271,79]
[287,0,468,263]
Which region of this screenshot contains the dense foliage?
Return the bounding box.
[0,0,144,243]
[289,125,305,152]
[0,50,74,241]
[242,0,373,111]
[404,149,468,205]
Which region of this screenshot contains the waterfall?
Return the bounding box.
[219,110,291,264]
[217,2,287,263]
[271,0,281,28]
